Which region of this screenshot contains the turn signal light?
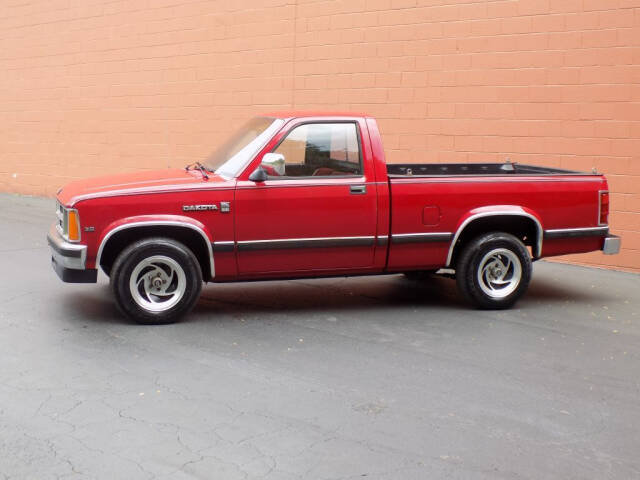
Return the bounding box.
[599,191,609,226]
[67,209,80,241]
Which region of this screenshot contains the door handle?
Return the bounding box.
[350,185,367,195]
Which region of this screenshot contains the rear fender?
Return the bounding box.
[446,205,544,267]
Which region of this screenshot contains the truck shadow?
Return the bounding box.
[63,273,616,326]
[63,283,127,325]
[65,275,461,326]
[193,275,461,320]
[191,274,614,323]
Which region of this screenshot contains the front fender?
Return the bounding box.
[94,215,215,278]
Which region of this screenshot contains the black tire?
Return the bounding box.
[455,232,531,310]
[110,237,202,324]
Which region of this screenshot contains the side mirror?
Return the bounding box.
[261,153,286,176]
[249,167,268,182]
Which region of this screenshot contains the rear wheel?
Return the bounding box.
[455,232,531,309]
[111,238,202,324]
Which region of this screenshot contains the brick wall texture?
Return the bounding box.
[0,0,638,271]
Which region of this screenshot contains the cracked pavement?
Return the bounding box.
[1,192,639,479]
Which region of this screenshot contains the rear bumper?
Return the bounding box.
[602,234,621,255]
[47,224,97,283]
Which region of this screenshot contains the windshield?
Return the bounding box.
[204,117,284,178]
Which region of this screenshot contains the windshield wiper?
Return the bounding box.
[185,161,212,180]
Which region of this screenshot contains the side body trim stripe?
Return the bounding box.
[236,236,375,251]
[212,241,235,252]
[214,233,456,252]
[391,232,453,244]
[544,226,609,240]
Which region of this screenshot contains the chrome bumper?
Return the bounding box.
[47,223,86,269]
[47,224,97,283]
[602,234,621,255]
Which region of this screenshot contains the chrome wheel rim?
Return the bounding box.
[477,248,522,299]
[129,255,187,312]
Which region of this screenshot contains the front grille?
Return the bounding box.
[56,200,68,238]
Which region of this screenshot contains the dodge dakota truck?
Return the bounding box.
[48,112,621,324]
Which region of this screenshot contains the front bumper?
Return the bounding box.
[47,224,97,283]
[602,234,621,255]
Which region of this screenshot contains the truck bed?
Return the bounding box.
[387,162,591,177]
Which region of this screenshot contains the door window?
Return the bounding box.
[272,123,362,177]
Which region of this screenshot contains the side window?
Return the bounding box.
[272,123,362,177]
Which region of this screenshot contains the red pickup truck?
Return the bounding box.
[48,112,620,324]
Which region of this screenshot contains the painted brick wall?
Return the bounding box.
[0,0,638,271]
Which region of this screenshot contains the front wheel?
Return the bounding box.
[455,232,531,309]
[111,238,203,324]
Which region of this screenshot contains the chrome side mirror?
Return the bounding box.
[261,153,285,176]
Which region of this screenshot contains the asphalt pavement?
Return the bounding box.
[0,192,639,480]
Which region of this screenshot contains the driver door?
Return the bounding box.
[234,121,378,275]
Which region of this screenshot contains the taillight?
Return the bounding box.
[599,191,609,226]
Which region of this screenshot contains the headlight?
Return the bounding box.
[56,200,81,242]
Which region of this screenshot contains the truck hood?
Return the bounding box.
[57,168,228,206]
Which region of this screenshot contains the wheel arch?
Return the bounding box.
[97,217,215,281]
[446,207,543,268]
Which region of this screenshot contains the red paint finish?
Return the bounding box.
[234,178,378,274]
[365,117,391,271]
[422,206,440,226]
[386,175,608,269]
[75,184,237,276]
[52,114,616,284]
[57,168,217,206]
[543,237,605,258]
